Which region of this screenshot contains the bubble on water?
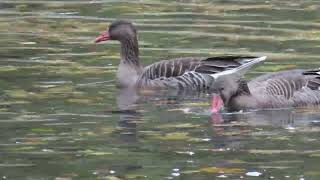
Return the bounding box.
[171,172,180,177]
[172,168,179,172]
[21,42,36,45]
[246,171,262,177]
[285,126,296,131]
[217,174,228,178]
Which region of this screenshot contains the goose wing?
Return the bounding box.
[249,70,307,99]
[303,69,320,90]
[291,69,320,106]
[251,69,320,106]
[137,56,263,91]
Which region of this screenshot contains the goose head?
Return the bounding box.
[210,56,265,113]
[95,20,137,43]
[214,75,242,106]
[94,20,140,67]
[211,75,251,113]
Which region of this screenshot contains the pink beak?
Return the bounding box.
[95,31,110,43]
[211,95,224,113]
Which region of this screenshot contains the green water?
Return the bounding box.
[0,0,320,179]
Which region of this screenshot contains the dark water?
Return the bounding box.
[1,0,320,179]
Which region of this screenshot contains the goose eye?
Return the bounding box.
[219,87,224,91]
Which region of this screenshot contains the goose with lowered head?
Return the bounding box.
[211,67,320,113]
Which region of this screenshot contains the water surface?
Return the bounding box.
[0,0,320,179]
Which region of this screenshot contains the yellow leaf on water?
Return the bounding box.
[67,98,94,104]
[182,170,200,174]
[199,166,245,174]
[80,150,113,156]
[125,174,146,179]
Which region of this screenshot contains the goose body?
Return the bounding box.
[212,69,320,112]
[95,20,265,91]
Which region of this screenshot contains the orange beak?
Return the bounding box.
[95,31,110,43]
[211,95,224,113]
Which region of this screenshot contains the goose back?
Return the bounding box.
[292,69,320,107]
[136,56,254,91]
[249,70,308,100]
[226,69,320,110]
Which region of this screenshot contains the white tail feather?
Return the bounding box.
[210,56,267,79]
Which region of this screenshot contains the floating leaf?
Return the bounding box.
[79,150,112,156]
[125,174,146,179]
[199,167,244,174]
[183,167,244,174]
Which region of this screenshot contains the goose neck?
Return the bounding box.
[120,36,140,67]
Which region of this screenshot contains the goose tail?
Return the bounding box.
[210,56,267,79]
[303,69,320,90]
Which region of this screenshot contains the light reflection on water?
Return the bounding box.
[0,0,320,179]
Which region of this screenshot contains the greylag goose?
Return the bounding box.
[211,67,320,112]
[95,20,266,91]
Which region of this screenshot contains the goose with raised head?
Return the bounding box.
[95,20,266,91]
[211,68,320,112]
